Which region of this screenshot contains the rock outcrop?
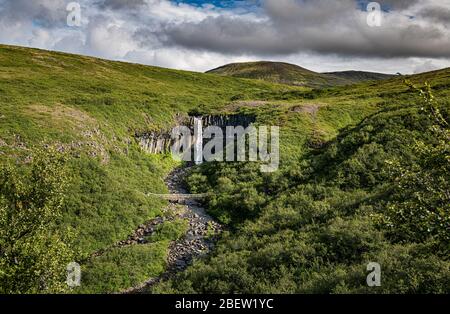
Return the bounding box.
[136,114,256,155]
[137,132,173,154]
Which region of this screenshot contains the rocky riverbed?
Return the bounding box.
[118,165,222,293]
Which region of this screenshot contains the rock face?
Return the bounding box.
[137,132,173,154]
[136,114,256,155]
[188,114,255,129]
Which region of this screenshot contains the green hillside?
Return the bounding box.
[206,61,393,87]
[153,72,450,293]
[0,45,448,294]
[324,70,394,83]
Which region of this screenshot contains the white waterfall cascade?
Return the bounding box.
[193,117,203,165]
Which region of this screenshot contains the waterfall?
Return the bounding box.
[136,114,256,158]
[193,117,203,165]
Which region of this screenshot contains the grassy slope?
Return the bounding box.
[0,45,305,292]
[154,68,450,294]
[1,44,448,293]
[323,71,394,83]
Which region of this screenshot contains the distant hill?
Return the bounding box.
[207,61,393,87]
[323,70,394,83]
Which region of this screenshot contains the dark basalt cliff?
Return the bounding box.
[136,114,256,154]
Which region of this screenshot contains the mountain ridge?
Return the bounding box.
[206,61,395,87]
[323,70,395,83]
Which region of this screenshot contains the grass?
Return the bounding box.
[159,91,449,293]
[77,216,188,293]
[1,44,449,293]
[146,219,189,243]
[75,242,168,294]
[0,45,304,293]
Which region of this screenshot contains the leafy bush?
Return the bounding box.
[380,83,450,246]
[0,147,76,293]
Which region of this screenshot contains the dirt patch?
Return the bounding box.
[226,100,270,111]
[26,103,96,126]
[25,104,110,163]
[291,103,322,115]
[31,52,68,70]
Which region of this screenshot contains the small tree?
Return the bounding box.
[0,147,76,293]
[382,82,450,246]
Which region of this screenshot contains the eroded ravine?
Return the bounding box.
[121,165,222,294]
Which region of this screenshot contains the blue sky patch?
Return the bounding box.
[171,0,261,10]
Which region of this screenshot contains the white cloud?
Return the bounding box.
[28,28,51,49]
[125,47,257,72]
[413,59,442,74]
[85,16,139,59]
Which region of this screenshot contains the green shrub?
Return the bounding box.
[0,147,76,293]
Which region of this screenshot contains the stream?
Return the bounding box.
[121,165,222,293]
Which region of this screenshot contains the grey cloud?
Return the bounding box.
[383,0,420,9]
[0,0,68,28]
[151,0,450,58]
[264,0,355,25]
[304,24,450,58]
[162,16,292,55]
[97,0,146,10]
[419,6,450,25]
[264,0,419,24]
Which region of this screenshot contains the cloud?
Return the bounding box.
[0,0,68,28]
[84,15,139,59]
[160,0,450,58]
[125,47,255,71]
[382,0,420,9]
[418,6,450,25]
[413,59,440,73]
[0,0,448,74]
[98,0,147,10]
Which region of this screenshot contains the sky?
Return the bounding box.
[0,0,449,74]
